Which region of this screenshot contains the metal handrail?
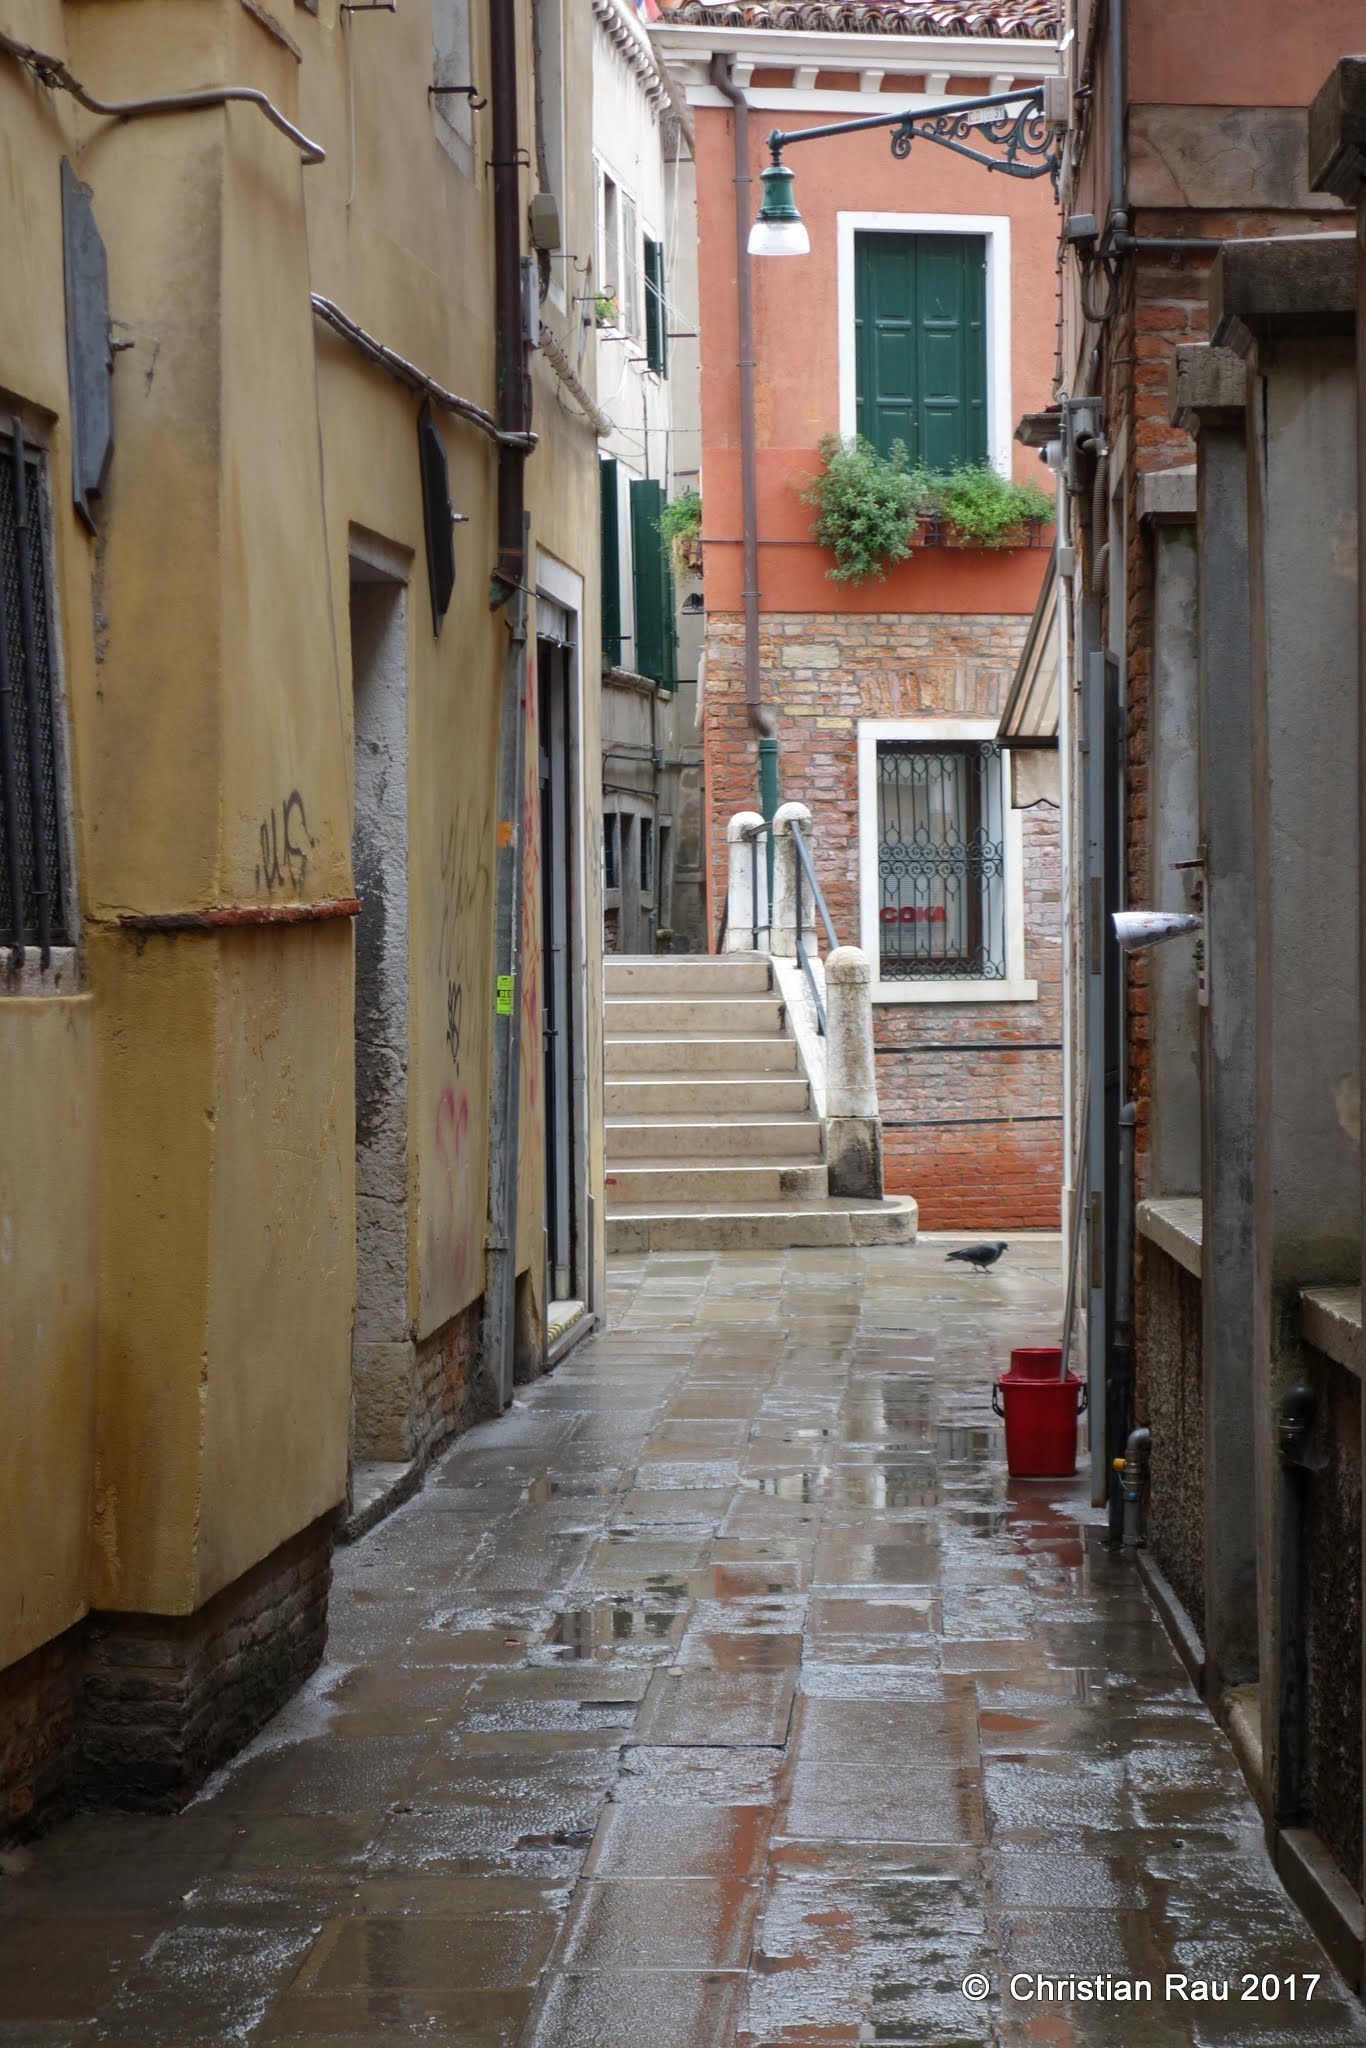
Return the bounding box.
[789,816,836,1036]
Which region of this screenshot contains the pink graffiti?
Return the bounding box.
[425,1085,471,1303]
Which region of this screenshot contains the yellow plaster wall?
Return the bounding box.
[87,930,215,1615]
[0,0,605,1668]
[0,16,101,1665]
[0,998,97,1671]
[198,924,351,1599]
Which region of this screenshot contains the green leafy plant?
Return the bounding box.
[801,437,1054,581]
[927,464,1054,548]
[657,488,703,579]
[594,290,619,325]
[800,434,927,585]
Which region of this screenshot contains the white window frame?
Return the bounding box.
[857,716,1037,1005]
[431,0,475,179]
[836,212,1012,480]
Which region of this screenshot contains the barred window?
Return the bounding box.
[0,425,68,964]
[876,739,1006,981]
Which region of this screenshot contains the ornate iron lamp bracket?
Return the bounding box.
[769,86,1061,193]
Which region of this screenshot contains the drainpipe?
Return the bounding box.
[1108,1101,1137,1544]
[1107,0,1126,241]
[1119,1425,1149,1546]
[489,0,530,604]
[1277,1386,1317,1824]
[480,0,530,1410]
[710,54,778,859]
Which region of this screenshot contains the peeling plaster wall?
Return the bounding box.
[351,579,411,1356]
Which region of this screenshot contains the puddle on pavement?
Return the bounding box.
[548,1605,683,1660]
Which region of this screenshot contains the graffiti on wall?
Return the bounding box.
[255,789,312,894]
[424,1083,471,1307]
[436,809,490,1075]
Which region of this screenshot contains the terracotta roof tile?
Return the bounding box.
[659,0,1058,38]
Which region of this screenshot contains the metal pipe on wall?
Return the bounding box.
[489,0,530,604]
[480,0,531,1407]
[709,55,775,752]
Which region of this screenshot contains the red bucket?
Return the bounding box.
[1009,1345,1064,1381]
[992,1353,1086,1477]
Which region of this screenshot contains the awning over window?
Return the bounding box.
[997,545,1060,807]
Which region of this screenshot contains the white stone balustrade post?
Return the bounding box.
[771,802,816,961]
[724,811,768,952]
[824,945,884,1198]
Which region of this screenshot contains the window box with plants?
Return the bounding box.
[801,435,1054,585]
[657,487,703,582]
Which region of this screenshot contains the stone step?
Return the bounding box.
[605,1195,919,1254]
[605,954,772,997]
[605,1035,800,1076]
[605,1117,824,1160]
[605,995,786,1036]
[605,1161,828,1204]
[605,1076,810,1118]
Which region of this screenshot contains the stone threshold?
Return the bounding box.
[339,1458,423,1544]
[547,1300,595,1365]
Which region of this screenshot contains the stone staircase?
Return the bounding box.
[604,955,918,1252]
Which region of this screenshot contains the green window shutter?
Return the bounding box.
[629,476,677,690]
[854,233,986,470]
[600,457,621,669]
[644,238,668,378]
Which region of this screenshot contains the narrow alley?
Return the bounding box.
[0,1239,1356,2047]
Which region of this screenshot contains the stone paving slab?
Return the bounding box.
[1,1240,1364,2045]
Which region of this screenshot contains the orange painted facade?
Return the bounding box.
[693,104,1058,618]
[685,51,1064,1232]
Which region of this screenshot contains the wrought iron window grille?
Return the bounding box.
[0,423,67,968]
[876,739,1006,983]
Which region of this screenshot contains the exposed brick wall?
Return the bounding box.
[2,1517,333,1840]
[703,610,1062,1229]
[0,1629,82,1839]
[80,1516,332,1813]
[415,1299,480,1459]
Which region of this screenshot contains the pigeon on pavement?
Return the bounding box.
[946,1241,1008,1274]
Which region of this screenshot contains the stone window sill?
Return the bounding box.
[1298,1285,1362,1381]
[1,946,82,998]
[1135,1196,1202,1279]
[872,977,1038,1006]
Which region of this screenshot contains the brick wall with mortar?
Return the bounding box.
[703,611,1062,1229]
[1,1517,333,1839]
[0,1629,83,1840]
[415,1299,481,1459]
[80,1516,332,1813]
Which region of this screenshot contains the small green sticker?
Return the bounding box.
[495,974,514,1015]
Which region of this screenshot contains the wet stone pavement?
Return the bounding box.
[3,1239,1364,2048]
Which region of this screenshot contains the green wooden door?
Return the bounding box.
[854,233,987,470]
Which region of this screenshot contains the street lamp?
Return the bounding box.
[748,156,809,257]
[748,85,1064,256]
